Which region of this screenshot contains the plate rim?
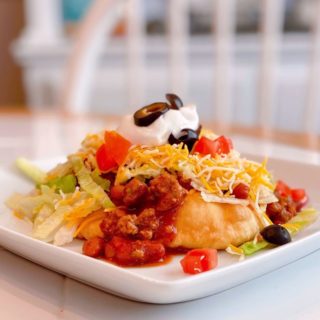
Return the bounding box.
[1,157,320,303]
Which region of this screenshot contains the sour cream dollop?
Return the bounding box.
[117,104,200,146]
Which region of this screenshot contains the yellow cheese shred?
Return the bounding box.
[74,210,106,237]
[116,143,275,207]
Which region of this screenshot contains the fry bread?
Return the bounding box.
[169,190,264,249]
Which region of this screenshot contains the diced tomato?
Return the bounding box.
[295,195,309,212]
[96,143,117,171]
[275,180,291,198]
[291,189,306,202]
[96,131,132,172]
[291,189,308,211]
[193,136,233,157]
[274,181,308,212]
[193,136,215,155]
[180,249,218,274]
[104,131,132,165]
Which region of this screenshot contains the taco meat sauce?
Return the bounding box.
[83,172,187,266]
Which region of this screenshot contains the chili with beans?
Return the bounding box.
[83,172,187,265]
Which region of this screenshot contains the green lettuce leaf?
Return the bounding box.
[16,157,47,184]
[32,205,71,242]
[70,156,114,209]
[282,207,318,235]
[46,174,77,193]
[5,185,60,220]
[91,170,110,191]
[239,240,270,256]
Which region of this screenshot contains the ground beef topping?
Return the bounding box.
[266,194,297,224]
[84,171,188,265]
[149,172,187,211]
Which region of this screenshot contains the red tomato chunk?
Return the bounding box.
[96,144,117,172]
[275,180,308,212]
[275,180,291,198]
[104,131,132,166]
[180,249,218,274]
[291,188,306,202]
[96,131,132,172]
[193,136,233,157]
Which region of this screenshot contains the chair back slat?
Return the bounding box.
[257,0,285,131]
[60,0,320,136]
[305,0,320,134]
[213,0,236,125]
[61,0,128,113]
[23,0,63,44]
[126,0,146,110]
[167,0,189,98]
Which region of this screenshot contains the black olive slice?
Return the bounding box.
[260,225,292,245]
[166,93,183,110]
[168,128,199,151]
[134,102,170,127]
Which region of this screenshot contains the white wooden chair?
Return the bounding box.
[60,0,320,139]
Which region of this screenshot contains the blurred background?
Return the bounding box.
[1,0,320,133]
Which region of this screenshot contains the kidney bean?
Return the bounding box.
[83,237,105,257]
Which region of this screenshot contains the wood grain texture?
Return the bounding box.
[0,0,25,107]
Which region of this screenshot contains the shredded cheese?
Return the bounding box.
[74,210,106,237]
[115,143,276,208]
[64,198,100,223]
[226,244,245,261]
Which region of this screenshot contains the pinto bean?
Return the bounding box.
[110,184,125,203]
[232,183,249,199]
[266,197,297,224]
[123,178,148,208]
[83,237,105,257]
[105,236,165,265]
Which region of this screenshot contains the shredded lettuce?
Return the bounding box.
[5,185,60,220]
[239,240,270,256]
[32,205,71,242]
[46,174,77,193]
[53,224,77,246]
[91,170,110,191]
[31,189,100,243]
[16,157,47,184]
[47,161,73,180]
[70,156,114,209]
[282,207,318,235]
[33,203,54,228]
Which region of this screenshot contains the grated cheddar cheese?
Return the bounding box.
[115,142,277,215]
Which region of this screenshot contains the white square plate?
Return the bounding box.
[0,157,319,304]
